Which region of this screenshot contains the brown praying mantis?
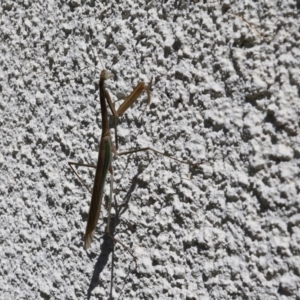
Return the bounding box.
[69,69,200,258]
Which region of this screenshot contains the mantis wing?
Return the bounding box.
[84,137,112,250]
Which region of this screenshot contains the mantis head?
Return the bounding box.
[101,70,114,81]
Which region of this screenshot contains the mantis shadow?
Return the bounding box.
[87,169,143,299]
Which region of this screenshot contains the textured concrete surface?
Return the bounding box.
[0,1,299,299]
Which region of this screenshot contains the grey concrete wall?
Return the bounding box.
[0,1,299,299]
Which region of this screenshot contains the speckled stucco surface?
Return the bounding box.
[0,1,299,299]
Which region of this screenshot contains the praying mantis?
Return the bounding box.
[69,69,200,258]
